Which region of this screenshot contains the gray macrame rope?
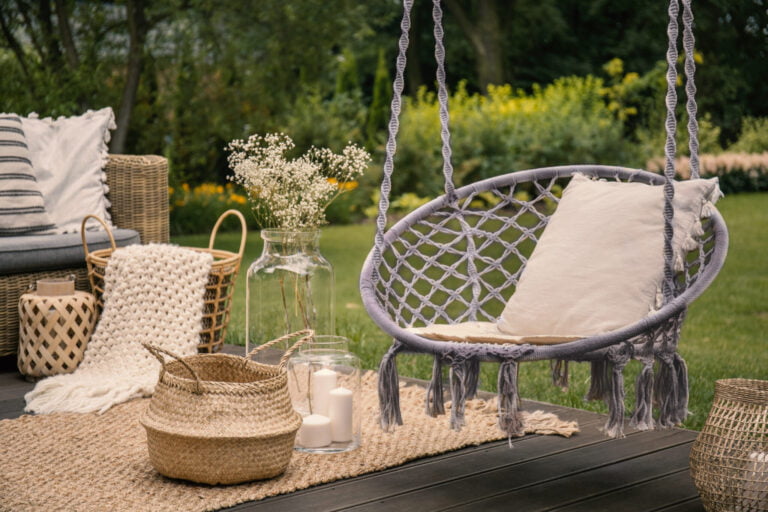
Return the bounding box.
[432,0,456,199]
[662,0,680,304]
[682,0,700,179]
[372,0,413,279]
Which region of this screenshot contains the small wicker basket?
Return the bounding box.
[82,210,246,353]
[690,378,768,512]
[141,330,313,485]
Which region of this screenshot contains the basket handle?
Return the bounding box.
[209,209,247,259]
[142,343,203,394]
[81,215,117,259]
[246,329,315,369]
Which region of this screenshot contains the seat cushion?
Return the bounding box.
[0,228,140,274]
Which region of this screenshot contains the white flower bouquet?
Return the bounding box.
[227,133,371,229]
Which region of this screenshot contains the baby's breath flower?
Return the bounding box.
[228,133,371,229]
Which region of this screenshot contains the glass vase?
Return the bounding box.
[246,229,334,355]
[287,335,361,453]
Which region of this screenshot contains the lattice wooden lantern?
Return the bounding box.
[17,278,97,380]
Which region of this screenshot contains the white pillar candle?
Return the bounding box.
[298,414,331,448]
[328,386,354,443]
[311,368,337,416]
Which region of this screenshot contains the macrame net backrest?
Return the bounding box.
[372,166,721,331]
[360,0,728,439]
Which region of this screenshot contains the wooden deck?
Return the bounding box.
[0,346,705,511]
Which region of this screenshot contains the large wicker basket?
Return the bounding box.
[690,379,768,511]
[82,209,246,352]
[140,330,313,485]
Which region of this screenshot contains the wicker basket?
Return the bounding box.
[140,330,312,485]
[690,379,768,511]
[82,209,247,353]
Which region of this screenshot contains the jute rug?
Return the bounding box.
[0,373,578,512]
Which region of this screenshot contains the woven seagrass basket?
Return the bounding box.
[82,209,246,353]
[140,330,313,485]
[690,379,768,512]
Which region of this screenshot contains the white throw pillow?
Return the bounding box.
[497,173,721,340]
[0,114,56,235]
[21,107,116,233]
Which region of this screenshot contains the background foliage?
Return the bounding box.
[2,0,768,232]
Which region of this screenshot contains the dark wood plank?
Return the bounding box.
[342,430,695,512]
[654,499,707,512]
[550,469,702,511]
[228,415,610,511]
[442,440,696,512]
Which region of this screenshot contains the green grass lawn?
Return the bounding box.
[173,192,768,431]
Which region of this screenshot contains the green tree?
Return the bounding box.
[365,48,391,151]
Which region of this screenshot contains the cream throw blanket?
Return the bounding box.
[25,244,213,414]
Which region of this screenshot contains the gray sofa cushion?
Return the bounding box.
[0,229,140,274]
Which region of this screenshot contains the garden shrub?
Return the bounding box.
[729,117,768,153]
[392,77,634,197]
[169,183,253,235]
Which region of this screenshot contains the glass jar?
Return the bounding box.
[246,229,334,355]
[287,336,361,453]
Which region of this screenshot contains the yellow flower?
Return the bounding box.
[339,180,358,191]
[181,183,190,192]
[168,186,175,196]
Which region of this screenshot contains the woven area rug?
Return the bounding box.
[0,373,578,512]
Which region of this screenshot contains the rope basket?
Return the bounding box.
[140,330,313,485]
[82,209,247,353]
[690,379,768,511]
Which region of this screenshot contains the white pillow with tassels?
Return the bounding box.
[497,172,722,340]
[21,107,116,234]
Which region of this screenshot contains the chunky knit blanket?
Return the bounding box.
[25,244,213,414]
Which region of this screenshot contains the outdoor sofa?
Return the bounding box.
[0,154,169,357]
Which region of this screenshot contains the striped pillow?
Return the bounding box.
[0,115,55,235]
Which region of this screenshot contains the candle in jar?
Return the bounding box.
[298,414,331,448]
[328,386,354,442]
[311,368,337,416]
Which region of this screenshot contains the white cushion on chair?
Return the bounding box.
[496,173,721,340]
[21,107,116,234]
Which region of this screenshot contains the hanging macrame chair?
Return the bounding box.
[360,0,729,438]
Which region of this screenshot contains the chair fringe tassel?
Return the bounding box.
[585,360,611,402]
[498,360,524,441]
[425,355,445,417]
[655,352,690,428]
[630,359,655,431]
[551,359,569,390]
[378,341,404,431]
[449,360,469,431]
